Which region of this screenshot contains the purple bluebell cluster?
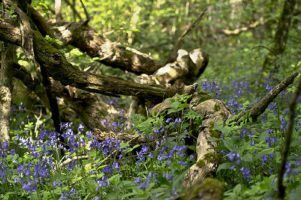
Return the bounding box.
[134,172,155,190]
[240,167,251,180]
[226,152,241,164]
[201,81,221,98]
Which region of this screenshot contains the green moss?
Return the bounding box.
[182,178,224,200]
[214,103,221,111]
[204,152,221,163]
[196,159,206,168]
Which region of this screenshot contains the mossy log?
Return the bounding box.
[28,6,161,75]
[0,18,194,99]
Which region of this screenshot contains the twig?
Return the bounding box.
[230,72,299,124]
[79,0,90,23]
[59,155,89,168]
[64,0,82,21]
[219,18,266,36]
[278,76,301,199]
[166,8,207,63]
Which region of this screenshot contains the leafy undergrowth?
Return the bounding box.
[2,77,301,200]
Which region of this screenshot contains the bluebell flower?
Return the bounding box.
[266,129,273,134]
[280,115,287,131]
[60,122,73,130]
[240,167,251,180]
[153,129,160,134]
[39,130,48,140]
[69,188,76,196]
[60,192,68,200]
[97,176,109,189]
[296,157,301,166]
[86,131,94,139]
[17,164,25,173]
[78,123,85,132]
[53,181,62,188]
[137,172,154,190]
[165,118,173,124]
[262,155,268,165]
[22,181,37,193]
[240,128,252,139]
[153,127,164,134]
[139,181,149,190]
[265,136,277,147]
[34,163,49,178]
[202,81,221,97]
[285,162,292,176]
[163,173,173,181]
[174,117,182,124]
[226,152,240,163]
[112,162,120,170]
[178,161,187,166]
[102,166,113,174]
[0,162,7,182]
[137,145,149,162]
[268,102,277,113]
[134,177,142,184]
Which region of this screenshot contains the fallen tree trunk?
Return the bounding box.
[28,6,161,75]
[0,18,194,99]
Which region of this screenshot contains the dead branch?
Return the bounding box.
[219,18,265,36]
[166,8,207,63]
[64,0,82,21]
[59,155,88,168]
[79,0,90,23]
[230,72,299,124]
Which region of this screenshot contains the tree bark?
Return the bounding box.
[0,44,16,141]
[28,6,161,75]
[262,0,297,73]
[0,18,191,99]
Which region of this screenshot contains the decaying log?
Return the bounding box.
[184,99,231,187]
[150,95,231,187]
[137,48,208,87]
[28,6,161,75]
[0,18,196,99]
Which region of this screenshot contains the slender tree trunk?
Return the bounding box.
[0,44,16,141]
[262,0,297,73]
